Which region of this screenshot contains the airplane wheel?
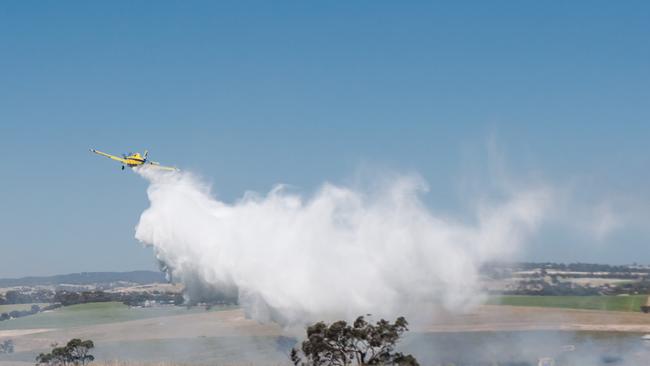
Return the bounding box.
[121,166,125,170]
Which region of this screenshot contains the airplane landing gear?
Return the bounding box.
[121,165,125,170]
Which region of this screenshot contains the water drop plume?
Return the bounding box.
[135,168,550,326]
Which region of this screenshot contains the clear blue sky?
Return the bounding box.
[1,1,649,277]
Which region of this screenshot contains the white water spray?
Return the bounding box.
[135,168,550,326]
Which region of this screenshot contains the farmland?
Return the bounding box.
[488,295,648,312]
[0,302,233,331]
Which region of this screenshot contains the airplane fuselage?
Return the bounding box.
[124,157,145,167]
[122,152,147,167]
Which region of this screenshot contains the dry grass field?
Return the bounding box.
[421,305,650,333]
[0,306,287,365]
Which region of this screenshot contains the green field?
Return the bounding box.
[0,302,234,330]
[0,303,50,313]
[488,295,648,312]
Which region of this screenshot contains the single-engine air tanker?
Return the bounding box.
[90,149,178,171]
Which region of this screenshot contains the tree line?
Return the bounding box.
[0,289,184,307]
[0,304,62,322]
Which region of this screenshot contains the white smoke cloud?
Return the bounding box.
[134,167,551,327]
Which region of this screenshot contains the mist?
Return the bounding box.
[400,331,650,366]
[134,168,550,327]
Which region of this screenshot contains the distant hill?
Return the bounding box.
[0,271,167,287]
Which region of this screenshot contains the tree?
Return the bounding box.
[291,316,418,366]
[36,339,95,366]
[65,339,95,366]
[4,291,21,304]
[0,339,14,354]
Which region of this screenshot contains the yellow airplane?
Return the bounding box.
[90,149,178,171]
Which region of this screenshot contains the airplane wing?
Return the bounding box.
[90,149,127,164]
[147,161,179,171]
